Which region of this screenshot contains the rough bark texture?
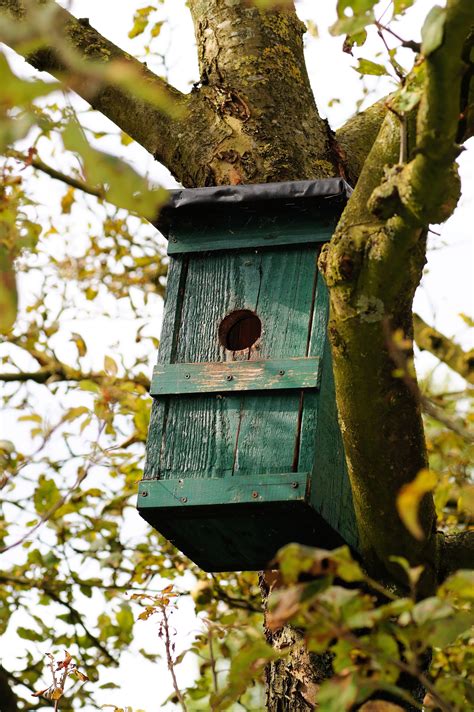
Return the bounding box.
[1,0,474,709]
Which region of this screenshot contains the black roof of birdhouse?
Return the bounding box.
[153,178,352,237]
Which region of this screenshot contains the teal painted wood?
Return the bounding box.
[167,217,335,254]
[157,250,261,480]
[140,192,358,569]
[150,357,321,395]
[155,245,321,480]
[297,254,328,474]
[143,255,187,481]
[232,246,320,476]
[138,472,309,507]
[310,329,359,549]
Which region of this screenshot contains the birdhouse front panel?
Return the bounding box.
[138,180,358,571]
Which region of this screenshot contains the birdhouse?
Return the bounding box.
[137,179,358,571]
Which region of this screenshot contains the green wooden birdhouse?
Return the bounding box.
[137,179,358,571]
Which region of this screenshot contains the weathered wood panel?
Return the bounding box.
[225,245,319,476]
[167,214,335,254]
[138,472,309,507]
[150,357,321,395]
[143,256,187,481]
[156,245,321,480]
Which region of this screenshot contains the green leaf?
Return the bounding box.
[210,639,276,710]
[439,570,474,600]
[0,52,59,106]
[0,245,17,333]
[330,1,378,37]
[393,0,415,15]
[355,58,389,76]
[421,6,446,56]
[17,626,43,642]
[79,379,101,393]
[62,119,168,220]
[33,475,61,514]
[318,675,359,711]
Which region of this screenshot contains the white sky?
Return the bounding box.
[1,1,473,710]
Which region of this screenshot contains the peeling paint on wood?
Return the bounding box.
[150,357,321,395]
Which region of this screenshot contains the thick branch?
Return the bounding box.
[439,530,474,579]
[335,99,388,185]
[414,313,474,384]
[0,0,186,164]
[0,665,18,712]
[319,0,474,592]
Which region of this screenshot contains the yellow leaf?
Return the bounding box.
[120,132,133,146]
[60,187,75,214]
[0,245,17,333]
[397,469,437,540]
[71,332,87,357]
[104,355,118,377]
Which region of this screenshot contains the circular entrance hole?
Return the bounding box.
[218,309,262,351]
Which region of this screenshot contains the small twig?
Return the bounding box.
[204,620,219,694]
[161,606,187,712]
[0,422,106,554]
[421,397,474,442]
[6,149,105,199]
[210,574,261,613]
[375,20,421,53]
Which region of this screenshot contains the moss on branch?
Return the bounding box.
[319,0,474,592]
[414,314,474,384]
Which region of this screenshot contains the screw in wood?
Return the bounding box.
[226,374,233,381]
[180,497,188,503]
[251,491,259,498]
[141,490,148,497]
[291,482,299,489]
[185,373,190,379]
[279,370,285,376]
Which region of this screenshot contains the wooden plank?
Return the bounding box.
[143,256,187,481]
[150,357,321,395]
[295,272,359,550]
[157,250,263,479]
[297,258,328,475]
[232,246,319,476]
[167,216,335,254]
[138,472,310,508]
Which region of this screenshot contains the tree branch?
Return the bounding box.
[0,0,186,165]
[0,664,19,712]
[319,0,474,592]
[335,98,389,186]
[414,313,474,384]
[0,365,149,389]
[438,530,474,580]
[7,149,104,199]
[422,397,474,442]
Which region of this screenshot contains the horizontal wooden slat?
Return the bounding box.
[167,218,335,254]
[138,472,310,508]
[150,357,321,396]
